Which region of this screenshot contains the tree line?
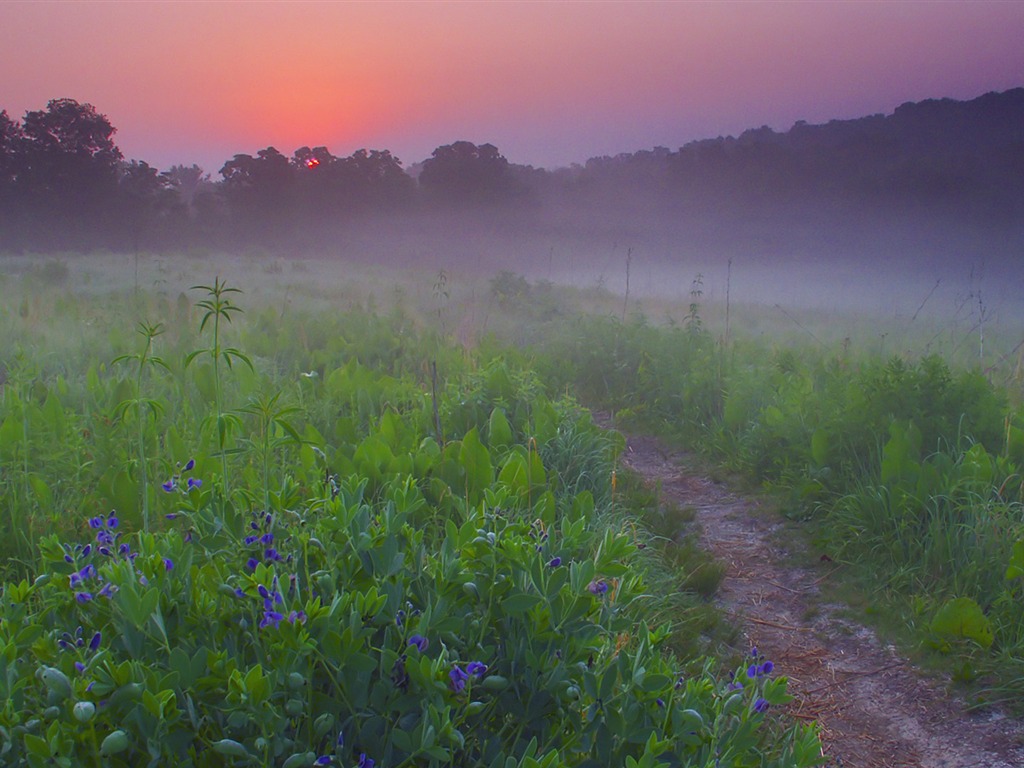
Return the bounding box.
[1,90,1022,255]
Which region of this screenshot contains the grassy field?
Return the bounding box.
[1,249,1022,765]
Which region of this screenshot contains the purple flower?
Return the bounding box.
[260,532,274,544]
[88,516,103,529]
[449,665,470,693]
[75,592,93,603]
[98,583,118,598]
[587,579,609,596]
[466,661,488,678]
[656,697,665,708]
[107,516,118,528]
[260,610,284,629]
[760,661,774,675]
[288,610,307,624]
[161,479,176,492]
[187,477,202,491]
[548,557,562,567]
[265,548,281,562]
[314,757,331,766]
[246,558,259,571]
[408,634,429,653]
[727,681,744,691]
[747,664,758,679]
[750,646,758,658]
[183,458,196,472]
[357,754,374,768]
[89,631,101,651]
[754,697,769,713]
[74,661,85,673]
[234,587,246,599]
[163,558,174,571]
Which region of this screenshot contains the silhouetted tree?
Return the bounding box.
[219,147,297,240]
[16,99,123,246]
[419,141,516,202]
[119,160,178,251]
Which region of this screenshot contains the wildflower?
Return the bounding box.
[75,592,93,603]
[760,661,774,675]
[548,557,562,567]
[163,558,174,571]
[727,681,743,691]
[183,458,196,472]
[260,610,284,629]
[88,516,103,529]
[750,646,758,658]
[246,558,259,571]
[587,579,609,596]
[74,661,85,673]
[288,610,307,624]
[357,754,374,768]
[165,513,178,520]
[89,632,101,651]
[466,661,488,678]
[187,477,202,491]
[408,634,429,653]
[449,665,470,693]
[97,583,118,598]
[107,516,118,528]
[754,697,769,713]
[747,664,758,679]
[675,675,685,690]
[314,757,331,766]
[161,479,176,493]
[656,698,665,708]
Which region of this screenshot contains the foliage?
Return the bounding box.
[0,284,819,767]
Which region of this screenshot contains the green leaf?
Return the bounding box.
[930,597,993,649]
[501,593,542,615]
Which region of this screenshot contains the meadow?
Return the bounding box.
[1,251,1022,766]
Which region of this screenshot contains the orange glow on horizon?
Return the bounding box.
[1,1,1022,171]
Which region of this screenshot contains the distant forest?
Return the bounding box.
[1,89,1022,262]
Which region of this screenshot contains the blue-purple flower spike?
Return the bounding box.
[408,634,429,653]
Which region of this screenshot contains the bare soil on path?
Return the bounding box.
[611,427,1024,768]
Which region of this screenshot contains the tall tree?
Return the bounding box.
[419,141,516,202]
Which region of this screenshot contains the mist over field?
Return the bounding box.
[1,88,1023,329]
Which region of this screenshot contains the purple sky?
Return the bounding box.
[2,1,1022,172]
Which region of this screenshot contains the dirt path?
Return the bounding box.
[613,429,1024,768]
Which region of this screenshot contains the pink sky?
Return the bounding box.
[2,1,1022,173]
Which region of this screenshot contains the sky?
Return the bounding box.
[2,1,1023,174]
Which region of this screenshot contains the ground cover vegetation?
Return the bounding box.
[523,281,1024,708]
[0,270,822,766]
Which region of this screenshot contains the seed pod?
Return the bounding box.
[282,751,315,768]
[466,700,486,716]
[211,739,249,758]
[287,672,307,690]
[40,667,72,699]
[73,701,96,722]
[285,698,303,717]
[99,730,129,756]
[482,675,509,691]
[43,706,61,720]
